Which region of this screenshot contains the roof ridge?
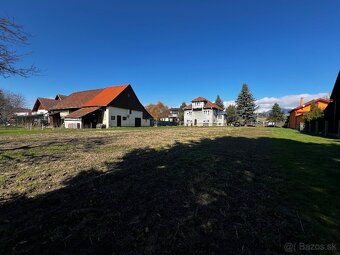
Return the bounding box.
[69,84,130,95]
[37,97,57,100]
[290,97,330,112]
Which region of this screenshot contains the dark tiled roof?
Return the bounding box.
[65,107,100,119]
[183,104,192,110]
[329,71,340,100]
[204,101,223,111]
[183,100,223,111]
[33,98,59,111]
[55,94,68,100]
[14,108,32,113]
[50,89,103,110]
[192,96,208,102]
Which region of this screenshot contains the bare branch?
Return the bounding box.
[0,17,39,78]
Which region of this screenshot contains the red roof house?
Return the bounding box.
[184,96,226,126]
[48,84,152,128]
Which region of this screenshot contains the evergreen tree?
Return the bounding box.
[214,95,224,110]
[178,102,187,122]
[267,103,284,123]
[303,100,324,122]
[226,105,238,123]
[235,84,257,124]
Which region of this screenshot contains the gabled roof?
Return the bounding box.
[289,98,330,113]
[329,71,340,100]
[204,101,223,111]
[192,96,208,102]
[50,89,103,110]
[50,84,131,110]
[14,108,32,113]
[65,107,100,119]
[184,97,223,111]
[84,85,130,107]
[183,104,192,110]
[55,94,68,100]
[32,98,59,111]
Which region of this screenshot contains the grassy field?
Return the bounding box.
[0,126,339,254]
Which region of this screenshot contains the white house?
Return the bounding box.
[49,84,152,128]
[160,108,180,123]
[184,96,226,126]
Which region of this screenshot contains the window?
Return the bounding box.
[123,117,127,120]
[111,116,115,120]
[129,109,132,114]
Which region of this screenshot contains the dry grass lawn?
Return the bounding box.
[0,127,339,254]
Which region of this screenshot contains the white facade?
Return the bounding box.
[65,107,150,128]
[32,109,48,116]
[184,106,227,126]
[64,119,82,129]
[102,107,150,127]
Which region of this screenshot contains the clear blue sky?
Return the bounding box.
[1,0,339,108]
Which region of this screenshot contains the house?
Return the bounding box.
[184,96,226,126]
[324,71,340,134]
[32,96,65,125]
[13,108,32,117]
[160,108,180,123]
[49,84,152,128]
[289,97,330,130]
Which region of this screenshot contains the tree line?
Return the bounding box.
[144,83,291,126]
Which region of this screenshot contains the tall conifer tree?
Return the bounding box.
[236,84,256,124]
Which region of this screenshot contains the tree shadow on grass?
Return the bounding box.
[0,136,339,254]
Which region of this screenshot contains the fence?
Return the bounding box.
[303,119,340,138]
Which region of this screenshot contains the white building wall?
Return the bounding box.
[184,110,193,126]
[32,109,48,116]
[216,114,227,126]
[192,101,205,109]
[103,107,150,127]
[185,108,226,126]
[59,110,71,119]
[185,109,215,126]
[64,119,82,129]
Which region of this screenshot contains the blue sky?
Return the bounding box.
[1,0,339,110]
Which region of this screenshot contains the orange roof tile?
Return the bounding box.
[289,98,330,113]
[83,84,129,107]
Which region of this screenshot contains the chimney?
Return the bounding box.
[300,97,304,106]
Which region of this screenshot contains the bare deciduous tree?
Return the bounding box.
[0,89,25,124]
[0,17,38,78]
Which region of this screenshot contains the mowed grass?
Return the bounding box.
[271,129,340,245]
[0,126,339,254]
